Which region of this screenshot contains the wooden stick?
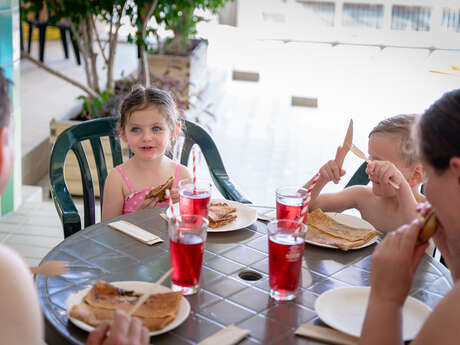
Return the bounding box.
[127,268,173,316]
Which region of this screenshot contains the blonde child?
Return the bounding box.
[306,114,425,232]
[102,86,191,221]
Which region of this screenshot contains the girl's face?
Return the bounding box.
[120,107,173,160]
[368,132,412,197]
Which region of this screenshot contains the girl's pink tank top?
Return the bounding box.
[115,164,181,214]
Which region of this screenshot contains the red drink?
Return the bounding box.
[170,233,204,287]
[276,200,302,222]
[269,233,305,294]
[168,214,208,295]
[179,191,211,218]
[275,187,308,224]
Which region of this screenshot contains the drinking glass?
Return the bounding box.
[276,187,308,223]
[178,179,212,219]
[168,215,208,295]
[268,219,307,301]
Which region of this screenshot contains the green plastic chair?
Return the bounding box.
[50,117,249,238]
[345,162,369,188]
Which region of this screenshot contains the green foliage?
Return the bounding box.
[127,0,233,56]
[77,89,119,119]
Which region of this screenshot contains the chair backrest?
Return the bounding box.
[50,117,249,238]
[49,117,122,238]
[345,162,369,188]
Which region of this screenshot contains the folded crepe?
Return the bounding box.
[145,176,174,202]
[69,280,182,331]
[306,209,379,251]
[208,202,237,228]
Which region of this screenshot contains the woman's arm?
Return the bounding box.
[411,282,460,345]
[0,245,43,345]
[101,169,125,221]
[359,221,428,345]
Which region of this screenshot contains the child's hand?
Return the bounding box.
[366,160,403,187]
[169,188,180,203]
[137,196,159,211]
[319,159,345,184]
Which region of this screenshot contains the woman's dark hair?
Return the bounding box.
[119,85,179,131]
[418,88,460,172]
[0,68,11,128]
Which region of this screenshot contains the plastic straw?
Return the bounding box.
[192,148,197,194]
[297,173,320,229]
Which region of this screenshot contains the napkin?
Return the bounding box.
[108,220,163,245]
[197,324,251,345]
[295,324,358,345]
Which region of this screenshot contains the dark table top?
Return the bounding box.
[37,208,454,345]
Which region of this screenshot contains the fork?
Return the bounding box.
[348,143,400,189]
[127,268,173,316]
[30,260,70,276]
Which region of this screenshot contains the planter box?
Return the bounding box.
[147,39,208,110]
[50,119,129,197]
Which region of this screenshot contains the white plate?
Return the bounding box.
[167,199,258,232]
[66,281,191,336]
[315,286,431,340]
[305,212,379,250]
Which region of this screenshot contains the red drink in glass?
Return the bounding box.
[179,191,211,218]
[178,179,211,218]
[170,233,204,287]
[268,220,307,301]
[168,215,208,295]
[276,187,308,226]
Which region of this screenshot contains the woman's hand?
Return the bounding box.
[136,196,159,211]
[86,310,149,345]
[366,160,403,188]
[370,221,428,306]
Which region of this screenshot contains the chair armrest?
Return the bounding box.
[211,171,251,204]
[50,183,81,238]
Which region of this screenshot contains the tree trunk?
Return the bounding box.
[138,0,158,86]
[86,16,100,93]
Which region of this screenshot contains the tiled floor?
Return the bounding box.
[9,23,460,267]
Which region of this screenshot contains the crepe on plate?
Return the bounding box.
[69,280,182,331]
[208,202,238,228]
[145,176,174,202]
[306,208,379,251]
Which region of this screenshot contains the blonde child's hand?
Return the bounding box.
[170,188,180,203]
[366,160,403,187]
[319,158,345,184]
[137,196,159,211]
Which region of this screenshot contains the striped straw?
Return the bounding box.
[166,189,177,225]
[297,173,320,229]
[192,148,197,194]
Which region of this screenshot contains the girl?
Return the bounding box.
[359,88,460,344]
[102,86,191,221]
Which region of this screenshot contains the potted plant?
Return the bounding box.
[135,0,233,108]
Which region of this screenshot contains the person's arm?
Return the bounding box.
[0,245,43,345]
[359,221,428,345]
[366,161,417,223]
[411,282,460,345]
[310,186,365,213]
[101,169,125,221]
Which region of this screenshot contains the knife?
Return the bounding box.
[295,324,358,345]
[335,119,353,170]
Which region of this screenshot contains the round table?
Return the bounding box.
[37,208,453,345]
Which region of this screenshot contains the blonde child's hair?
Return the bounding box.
[119,85,180,133]
[368,114,419,166]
